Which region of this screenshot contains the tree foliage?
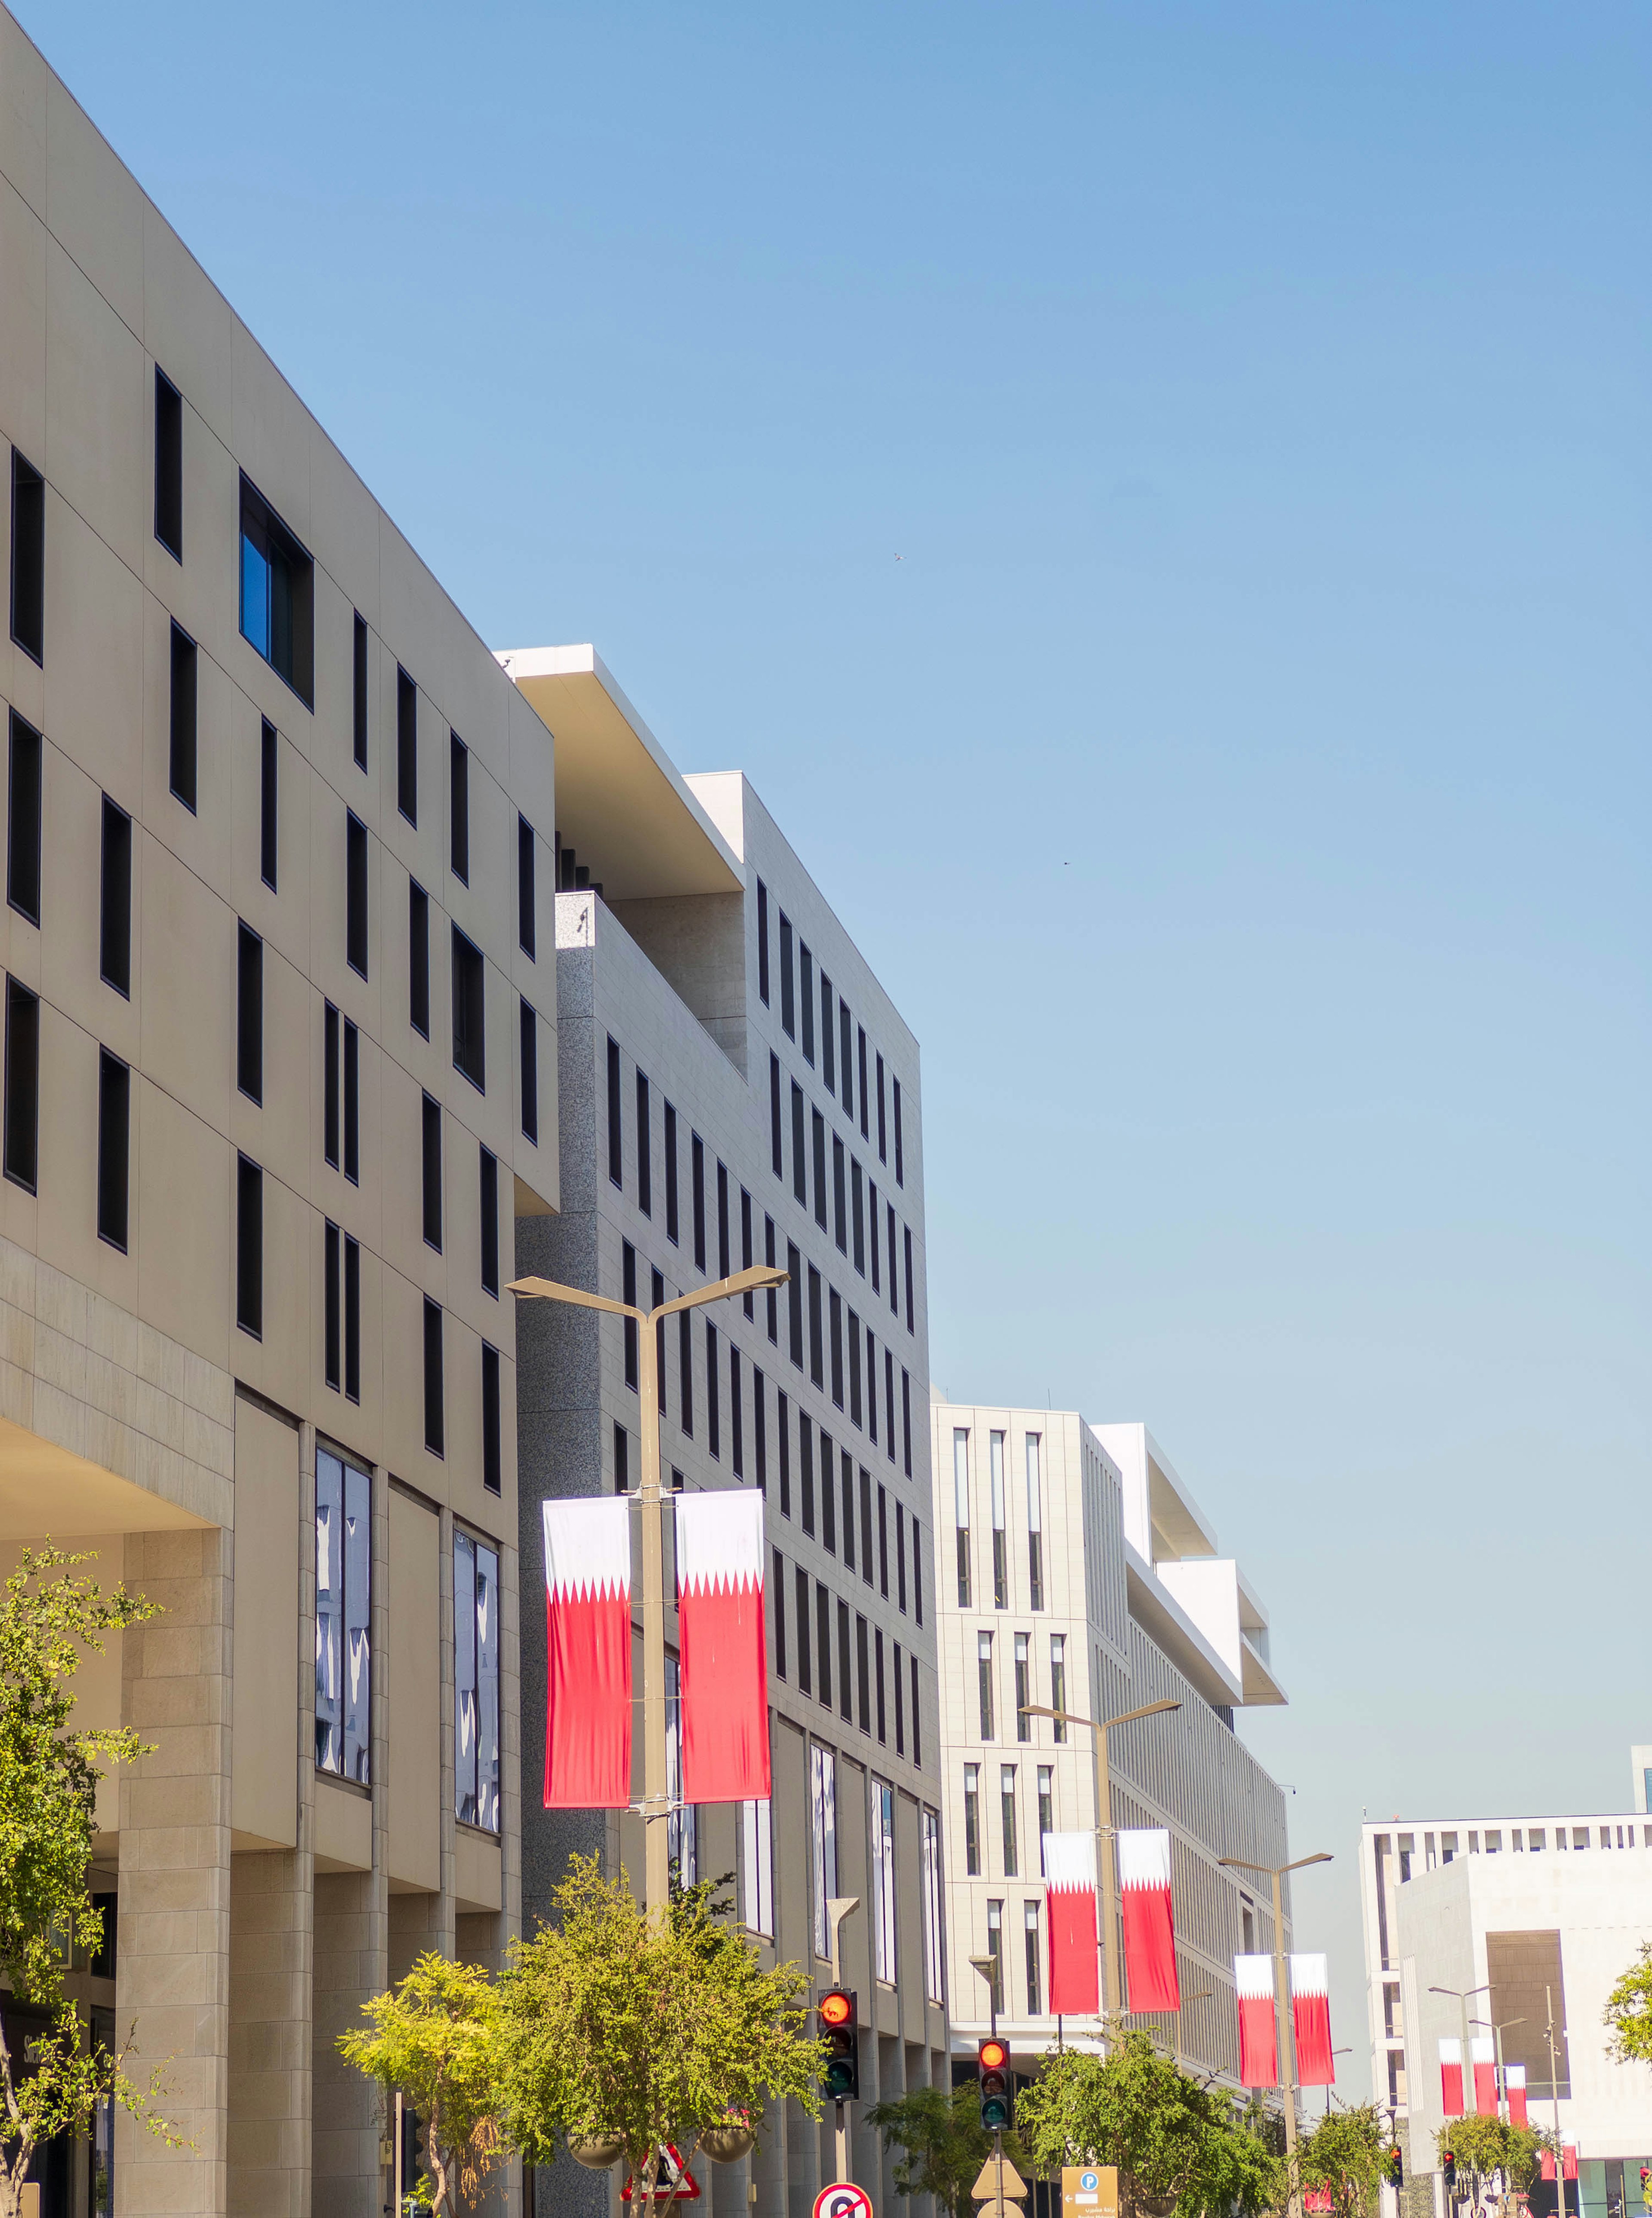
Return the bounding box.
[336,1954,505,2216]
[1012,2034,1283,2218]
[493,1857,823,2210]
[867,2081,1031,2218]
[1605,1943,1652,2064]
[1434,2115,1547,2193]
[0,1546,179,2218]
[1297,2103,1388,2218]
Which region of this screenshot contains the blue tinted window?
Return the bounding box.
[240,530,269,658]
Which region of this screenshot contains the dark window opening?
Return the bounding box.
[236,1155,263,1338]
[482,1344,502,1494]
[344,1235,360,1402]
[450,732,469,883]
[3,978,37,1193]
[96,1050,129,1251]
[769,1054,783,1176]
[480,1147,499,1297]
[664,1103,680,1241]
[239,475,313,705]
[236,923,263,1103]
[423,1300,444,1455]
[636,1071,652,1215]
[397,666,417,824]
[422,1094,442,1250]
[800,946,815,1063]
[153,370,182,561]
[323,1004,339,1167]
[343,1020,359,1183]
[623,1243,638,1390]
[894,1077,905,1185]
[260,718,278,889]
[352,613,368,770]
[821,974,835,1089]
[520,998,538,1141]
[169,623,197,813]
[324,1220,341,1389]
[99,797,131,996]
[345,813,368,977]
[9,451,43,665]
[607,1038,623,1186]
[706,1321,720,1458]
[716,1159,730,1278]
[779,914,795,1037]
[451,926,485,1090]
[518,815,536,957]
[692,1134,706,1272]
[790,1084,806,1204]
[6,712,41,925]
[756,879,770,1003]
[408,880,429,1035]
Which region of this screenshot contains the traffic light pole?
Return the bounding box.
[828,1897,859,2184]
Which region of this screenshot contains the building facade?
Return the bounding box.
[1359,1809,1652,2216]
[0,9,556,2211]
[931,1406,1291,2080]
[505,647,946,2218]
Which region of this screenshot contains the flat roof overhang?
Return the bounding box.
[0,1415,213,1539]
[496,645,743,903]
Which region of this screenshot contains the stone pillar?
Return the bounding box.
[116,1527,233,2218]
[228,1848,312,2217]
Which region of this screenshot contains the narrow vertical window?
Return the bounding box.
[857,1614,871,1733]
[7,713,42,924]
[773,1548,788,1678]
[875,1631,887,1745]
[905,1226,915,1333]
[652,1269,666,1411]
[857,1027,869,1139]
[886,1349,897,1463]
[453,1531,501,1829]
[990,1431,1008,1608]
[343,1020,359,1183]
[756,879,770,1004]
[878,1485,889,1595]
[829,1288,844,1408]
[679,1309,693,1436]
[716,1161,730,1278]
[902,1372,912,1477]
[314,1453,371,1780]
[777,1390,791,1515]
[860,1466,875,1586]
[894,1639,905,1753]
[894,1078,904,1185]
[1038,1768,1054,1872]
[323,1005,340,1168]
[169,623,197,812]
[153,370,183,560]
[636,1072,652,1216]
[408,881,430,1035]
[913,1520,923,1626]
[1024,1900,1042,2015]
[613,1423,629,1494]
[787,1244,803,1368]
[820,974,835,1088]
[800,946,815,1063]
[1049,1634,1067,1741]
[96,1050,129,1251]
[753,1366,767,1493]
[520,1000,538,1142]
[345,813,368,977]
[9,452,43,665]
[239,476,314,704]
[422,1094,442,1250]
[450,733,469,883]
[851,1161,865,1273]
[769,1054,783,1176]
[808,1266,823,1387]
[607,1038,623,1186]
[896,1502,907,1611]
[423,1299,444,1454]
[664,1103,680,1241]
[815,1583,832,1708]
[978,1630,994,1739]
[236,1155,263,1338]
[731,1348,743,1476]
[1026,1433,1044,1611]
[840,1002,854,1115]
[620,1244,641,1391]
[963,1766,981,1876]
[795,1568,811,1696]
[811,1111,827,1231]
[888,1205,898,1314]
[352,612,368,770]
[397,666,417,823]
[344,1236,360,1401]
[913,1654,923,1763]
[324,1220,341,1389]
[876,1053,887,1161]
[259,719,278,890]
[779,914,795,1037]
[692,1135,706,1272]
[790,1084,806,1205]
[706,1321,720,1458]
[765,1215,778,1343]
[833,1138,847,1251]
[479,1146,499,1297]
[99,798,132,997]
[741,1187,754,1317]
[482,1344,502,1494]
[743,1797,774,1937]
[518,815,536,956]
[452,928,485,1090]
[236,924,263,1103]
[1014,1635,1030,1743]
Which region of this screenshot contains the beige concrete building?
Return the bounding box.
[0,6,556,2210]
[931,1403,1290,2081]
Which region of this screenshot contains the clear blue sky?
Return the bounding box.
[27,0,1652,2091]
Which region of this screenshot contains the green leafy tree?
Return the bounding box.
[494,1855,824,2211]
[1297,2103,1387,2218]
[337,1953,505,2216]
[1605,1944,1652,2064]
[1013,2034,1283,2218]
[0,1545,179,2218]
[867,2081,1031,2218]
[1433,2115,1546,2195]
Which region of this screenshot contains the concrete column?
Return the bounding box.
[116,1527,233,2218]
[228,1848,312,2217]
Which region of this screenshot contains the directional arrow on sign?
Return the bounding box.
[972,2155,1027,2202]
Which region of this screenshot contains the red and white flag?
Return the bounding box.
[1044,1832,1100,2016]
[1505,2064,1528,2127]
[1119,1829,1180,2012]
[1439,2036,1464,2117]
[1290,1954,1334,2086]
[1471,2036,1496,2116]
[1235,1955,1278,2086]
[542,1497,632,1808]
[675,1490,770,1804]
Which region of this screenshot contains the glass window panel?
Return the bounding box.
[455,1532,478,1824]
[343,1462,372,1784]
[811,1745,838,1958]
[314,1451,343,1772]
[476,1541,499,1834]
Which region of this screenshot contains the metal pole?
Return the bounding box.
[637,1310,669,1915]
[1272,1866,1301,2218]
[1547,1986,1565,2218]
[829,1897,859,2185]
[1096,1721,1120,2029]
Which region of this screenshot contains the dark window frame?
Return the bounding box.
[153,369,182,561]
[450,731,469,884]
[451,926,485,1092]
[7,712,42,925]
[238,474,313,708]
[168,622,197,813]
[96,1048,130,1251]
[9,451,43,666]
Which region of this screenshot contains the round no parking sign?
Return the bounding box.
[814,2187,874,2218]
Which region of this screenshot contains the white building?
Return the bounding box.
[931,1405,1291,2080]
[1358,1801,1652,2214]
[504,648,946,2218]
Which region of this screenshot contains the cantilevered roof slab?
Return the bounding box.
[496,644,743,902]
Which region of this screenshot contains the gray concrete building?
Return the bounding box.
[505,646,946,2218]
[931,1404,1291,2082]
[0,8,556,2210]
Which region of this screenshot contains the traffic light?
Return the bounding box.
[978,2035,1013,2132]
[1443,2151,1456,2193]
[818,1989,860,2102]
[1388,2148,1404,2188]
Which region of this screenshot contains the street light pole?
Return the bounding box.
[511,1262,787,1915]
[1021,1698,1180,2027]
[1220,1850,1334,2218]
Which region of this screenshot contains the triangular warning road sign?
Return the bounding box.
[620,2143,703,2201]
[971,2153,1027,2200]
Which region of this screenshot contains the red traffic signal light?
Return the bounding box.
[820,1991,853,2029]
[818,1989,860,2102]
[979,2036,1010,2072]
[978,2036,1013,2131]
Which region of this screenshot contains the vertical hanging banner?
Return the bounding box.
[675,1488,770,1803]
[1505,2064,1528,2127]
[1562,2140,1578,2182]
[1439,2036,1464,2117]
[1471,2036,1496,2116]
[1290,1955,1335,2085]
[1044,1833,1100,2016]
[1235,1956,1279,2086]
[542,1497,632,1808]
[1118,1829,1180,2012]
